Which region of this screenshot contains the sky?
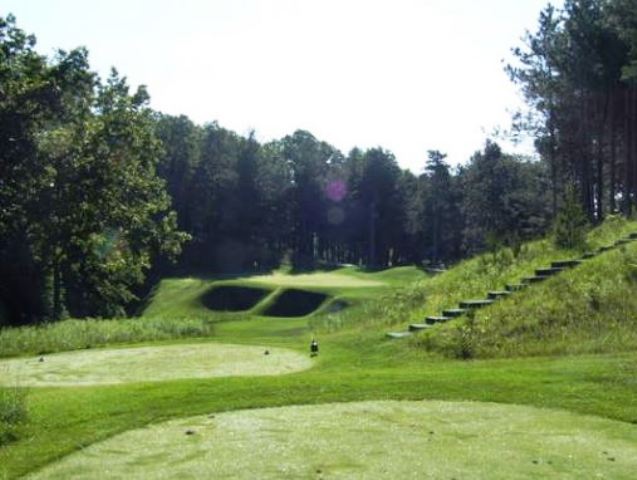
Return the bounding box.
[3,0,561,172]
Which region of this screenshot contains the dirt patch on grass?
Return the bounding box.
[0,343,311,387]
[201,286,270,311]
[25,400,637,479]
[263,289,328,317]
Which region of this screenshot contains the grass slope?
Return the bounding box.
[417,240,637,358]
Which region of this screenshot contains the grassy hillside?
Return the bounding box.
[416,239,637,358]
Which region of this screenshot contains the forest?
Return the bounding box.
[2,0,637,326]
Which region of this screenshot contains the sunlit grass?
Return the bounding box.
[27,400,637,480]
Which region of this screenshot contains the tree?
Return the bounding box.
[0,16,188,323]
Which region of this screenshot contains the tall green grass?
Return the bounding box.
[0,317,214,358]
[0,386,28,447]
[416,242,637,358]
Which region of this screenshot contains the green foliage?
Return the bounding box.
[0,16,188,323]
[0,386,28,446]
[553,186,589,249]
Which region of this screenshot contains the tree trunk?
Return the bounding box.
[625,87,633,215]
[610,88,617,213]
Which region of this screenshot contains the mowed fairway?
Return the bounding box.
[26,400,637,480]
[0,343,312,386]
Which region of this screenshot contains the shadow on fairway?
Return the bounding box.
[263,289,328,317]
[201,286,271,312]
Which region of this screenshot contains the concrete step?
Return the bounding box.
[386,331,412,339]
[535,267,563,276]
[505,283,527,292]
[425,268,447,275]
[487,291,511,300]
[521,276,549,284]
[425,316,451,324]
[409,323,432,332]
[551,259,582,268]
[459,299,494,309]
[442,308,467,318]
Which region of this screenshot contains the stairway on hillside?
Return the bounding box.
[386,232,637,339]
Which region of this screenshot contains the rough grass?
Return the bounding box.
[0,343,311,387]
[0,317,214,359]
[406,216,637,328]
[25,400,637,480]
[0,386,28,447]
[416,241,637,358]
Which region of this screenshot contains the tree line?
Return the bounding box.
[508,0,637,221]
[3,1,637,326]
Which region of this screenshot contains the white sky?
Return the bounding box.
[3,0,560,172]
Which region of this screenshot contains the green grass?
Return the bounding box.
[0,343,311,387]
[388,216,637,332]
[1,220,637,478]
[0,317,215,359]
[0,386,27,448]
[26,400,637,479]
[416,241,637,358]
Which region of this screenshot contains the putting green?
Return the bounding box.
[0,343,312,387]
[26,400,637,479]
[245,271,385,288]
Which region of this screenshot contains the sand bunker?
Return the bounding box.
[0,343,312,387]
[26,400,637,479]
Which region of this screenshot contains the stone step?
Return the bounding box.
[505,283,527,292]
[459,299,494,309]
[386,331,412,339]
[521,276,548,284]
[409,323,432,332]
[551,259,582,269]
[580,252,596,259]
[487,291,511,300]
[615,238,631,246]
[535,267,563,276]
[425,316,451,324]
[629,232,637,239]
[598,245,614,253]
[442,308,467,318]
[425,267,447,275]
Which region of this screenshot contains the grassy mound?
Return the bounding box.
[27,400,637,479]
[201,285,270,312]
[405,217,637,327]
[416,241,637,358]
[263,289,328,317]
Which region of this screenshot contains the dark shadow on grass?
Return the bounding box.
[264,289,328,317]
[201,286,271,312]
